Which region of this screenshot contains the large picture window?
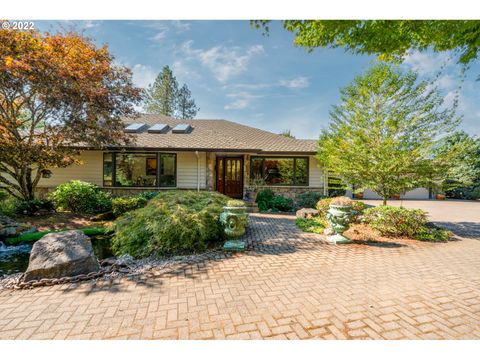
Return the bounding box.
[103,152,176,187]
[250,156,309,186]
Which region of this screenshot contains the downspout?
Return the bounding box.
[195,151,200,192]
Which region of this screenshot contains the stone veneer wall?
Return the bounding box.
[244,186,326,202]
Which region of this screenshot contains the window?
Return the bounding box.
[250,157,308,186]
[103,152,176,187]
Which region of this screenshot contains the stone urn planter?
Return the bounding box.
[220,200,249,251]
[326,197,354,244]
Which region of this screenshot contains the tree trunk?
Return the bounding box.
[383,198,387,206]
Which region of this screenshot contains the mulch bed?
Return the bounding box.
[16,212,100,232]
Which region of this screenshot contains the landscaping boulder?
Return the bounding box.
[295,208,319,219]
[24,230,99,281]
[0,215,36,239]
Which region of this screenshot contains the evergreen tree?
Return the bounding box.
[145,65,178,116]
[176,84,199,119]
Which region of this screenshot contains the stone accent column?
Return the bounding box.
[206,152,216,191]
[243,154,250,198]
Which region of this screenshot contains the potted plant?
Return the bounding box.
[326,196,354,244]
[393,194,401,200]
[436,193,446,200]
[220,200,249,251]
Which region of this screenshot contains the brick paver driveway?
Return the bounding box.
[1,206,479,339]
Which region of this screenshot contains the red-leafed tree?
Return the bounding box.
[0,29,143,200]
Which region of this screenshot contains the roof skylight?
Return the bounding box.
[171,124,192,134]
[147,123,169,133]
[124,123,146,133]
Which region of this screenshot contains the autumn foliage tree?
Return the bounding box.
[0,29,143,200]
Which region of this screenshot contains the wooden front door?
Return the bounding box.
[216,157,243,199]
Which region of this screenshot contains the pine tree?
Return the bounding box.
[145,65,178,116]
[176,84,199,119]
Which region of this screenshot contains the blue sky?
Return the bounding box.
[36,20,480,139]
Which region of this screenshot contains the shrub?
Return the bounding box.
[0,193,17,217]
[0,190,8,202]
[111,191,230,257]
[255,189,275,212]
[414,227,453,242]
[330,196,354,206]
[226,199,246,207]
[316,197,333,217]
[15,199,55,216]
[49,180,112,214]
[295,192,324,209]
[137,191,159,200]
[112,196,148,217]
[295,217,327,234]
[255,189,294,212]
[270,195,295,212]
[363,206,428,237]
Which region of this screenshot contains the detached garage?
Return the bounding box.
[347,187,432,200]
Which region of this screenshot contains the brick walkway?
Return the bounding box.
[1,213,479,339]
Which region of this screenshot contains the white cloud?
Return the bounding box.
[279,76,310,89]
[224,91,262,110]
[132,64,156,89]
[403,51,452,76]
[181,41,265,83]
[82,20,100,29]
[171,20,191,32]
[172,60,200,81]
[151,30,167,42]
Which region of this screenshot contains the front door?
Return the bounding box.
[216,156,243,199]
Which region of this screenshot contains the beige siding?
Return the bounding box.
[309,156,323,188]
[177,151,207,189]
[36,150,207,190]
[38,150,104,187]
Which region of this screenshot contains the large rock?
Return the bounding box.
[24,230,99,281]
[0,215,36,239]
[295,208,319,219]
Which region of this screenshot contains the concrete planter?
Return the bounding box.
[220,206,249,239]
[326,204,353,244]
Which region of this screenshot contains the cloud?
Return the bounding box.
[279,76,310,89]
[171,20,190,32]
[172,60,200,81]
[82,20,100,29]
[131,64,156,88]
[403,51,453,76]
[151,30,167,42]
[224,91,263,110]
[181,41,265,83]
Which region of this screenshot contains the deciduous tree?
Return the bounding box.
[253,20,480,65]
[317,63,458,205]
[0,29,143,200]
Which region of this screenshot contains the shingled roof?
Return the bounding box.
[106,114,318,154]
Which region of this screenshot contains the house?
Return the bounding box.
[34,115,327,200]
